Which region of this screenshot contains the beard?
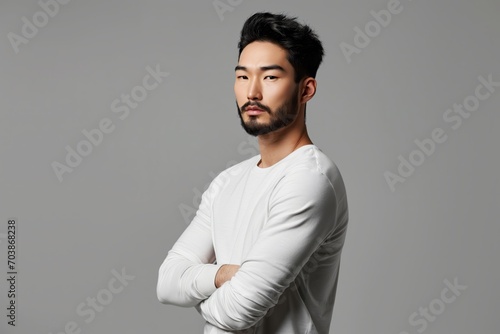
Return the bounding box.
[237,86,300,136]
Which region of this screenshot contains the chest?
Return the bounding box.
[212,172,276,263]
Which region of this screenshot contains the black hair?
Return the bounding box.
[237,12,324,83]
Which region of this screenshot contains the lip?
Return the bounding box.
[246,109,264,116]
[245,107,265,115]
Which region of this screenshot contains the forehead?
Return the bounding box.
[238,41,291,69]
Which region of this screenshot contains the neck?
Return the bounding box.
[256,112,312,168]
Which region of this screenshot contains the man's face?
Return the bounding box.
[234,41,301,136]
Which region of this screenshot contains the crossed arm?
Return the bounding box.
[157,170,338,331]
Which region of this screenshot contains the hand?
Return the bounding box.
[215,264,240,288]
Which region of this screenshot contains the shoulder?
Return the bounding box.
[282,145,346,193]
[273,145,349,223]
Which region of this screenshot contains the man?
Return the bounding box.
[157,12,349,333]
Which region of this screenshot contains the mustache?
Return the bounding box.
[240,101,271,113]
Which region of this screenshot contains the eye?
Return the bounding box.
[236,75,248,80]
[265,75,278,80]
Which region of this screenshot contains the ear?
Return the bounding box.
[299,77,317,104]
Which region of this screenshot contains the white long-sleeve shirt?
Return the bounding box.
[157,144,349,333]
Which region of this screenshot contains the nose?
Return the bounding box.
[247,79,262,101]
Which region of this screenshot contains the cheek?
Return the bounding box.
[267,84,296,104]
[234,84,246,104]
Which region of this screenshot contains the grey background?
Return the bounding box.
[0,0,498,333]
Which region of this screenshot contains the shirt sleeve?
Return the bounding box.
[196,169,340,331]
[156,176,223,307]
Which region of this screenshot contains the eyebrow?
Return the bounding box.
[234,65,286,72]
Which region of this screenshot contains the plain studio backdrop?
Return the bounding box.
[0,0,498,333]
